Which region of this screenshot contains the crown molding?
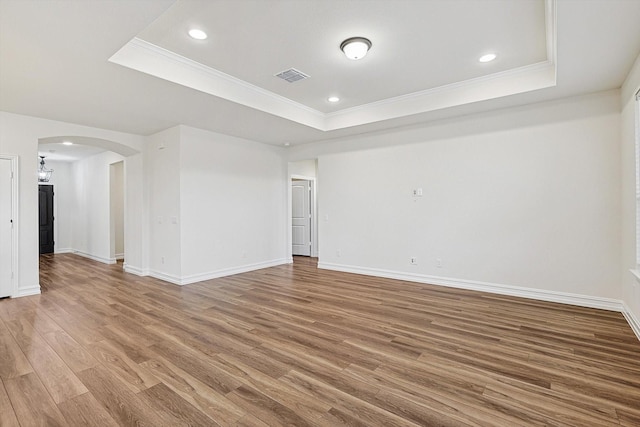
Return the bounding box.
[109,37,326,130]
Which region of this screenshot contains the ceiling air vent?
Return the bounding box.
[274,68,310,83]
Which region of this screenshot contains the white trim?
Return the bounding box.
[14,285,41,297]
[123,263,149,276]
[109,38,325,130]
[180,258,289,285]
[545,0,557,67]
[318,262,624,312]
[73,250,116,265]
[635,89,640,267]
[148,270,182,285]
[622,302,640,341]
[115,253,124,260]
[323,60,555,130]
[54,248,73,254]
[0,155,19,298]
[109,1,557,132]
[146,259,289,286]
[290,174,318,258]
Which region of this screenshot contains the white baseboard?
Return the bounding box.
[72,250,116,265]
[115,253,125,260]
[14,285,41,298]
[130,259,289,286]
[180,258,290,285]
[318,262,624,312]
[54,248,73,254]
[148,270,182,285]
[622,302,640,341]
[123,264,149,276]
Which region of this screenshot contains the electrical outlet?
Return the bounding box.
[436,258,443,268]
[410,256,417,265]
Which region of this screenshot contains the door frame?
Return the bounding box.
[0,155,19,297]
[287,174,317,260]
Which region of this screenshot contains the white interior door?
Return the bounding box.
[292,180,311,256]
[0,158,13,297]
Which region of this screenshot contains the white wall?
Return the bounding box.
[0,111,143,295]
[123,153,146,275]
[146,126,182,281]
[179,125,288,283]
[41,160,73,253]
[289,159,317,178]
[620,53,640,335]
[110,161,125,259]
[71,151,125,263]
[298,90,623,306]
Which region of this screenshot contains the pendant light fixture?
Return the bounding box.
[340,37,372,60]
[38,156,53,182]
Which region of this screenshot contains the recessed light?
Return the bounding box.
[188,29,207,40]
[62,141,73,146]
[328,96,340,103]
[479,53,497,63]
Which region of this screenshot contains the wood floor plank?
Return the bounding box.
[138,382,221,427]
[37,296,107,345]
[41,328,99,373]
[0,380,20,427]
[279,369,421,427]
[234,414,271,427]
[227,385,320,427]
[57,392,120,427]
[139,356,246,424]
[6,252,636,427]
[85,339,160,393]
[5,316,88,404]
[0,319,33,380]
[20,309,64,336]
[214,352,332,420]
[617,407,640,427]
[76,365,166,427]
[148,339,243,396]
[482,381,620,426]
[0,297,36,323]
[3,372,67,426]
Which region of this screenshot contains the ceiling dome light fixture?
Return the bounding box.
[188,29,208,40]
[38,156,53,182]
[479,53,497,63]
[340,37,372,60]
[62,141,73,146]
[328,96,340,103]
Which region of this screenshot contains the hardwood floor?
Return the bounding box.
[0,253,639,426]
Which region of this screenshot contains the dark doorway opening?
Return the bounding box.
[39,184,54,254]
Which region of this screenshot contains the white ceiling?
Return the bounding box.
[38,142,105,163]
[1,0,640,146]
[134,0,547,112]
